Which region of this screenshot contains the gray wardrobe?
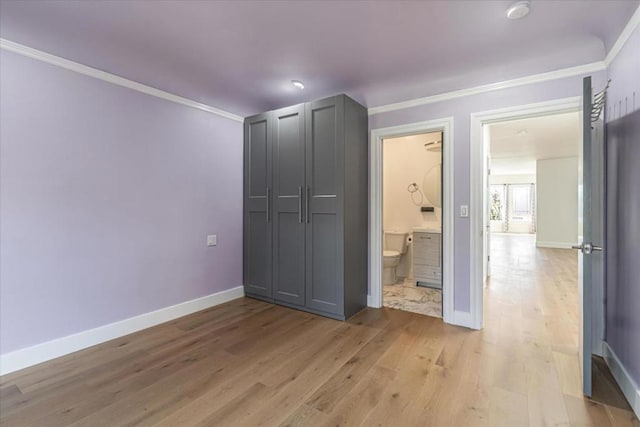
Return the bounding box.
[243,94,368,320]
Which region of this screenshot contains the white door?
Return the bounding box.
[483,124,491,283]
[575,76,605,397]
[485,156,491,280]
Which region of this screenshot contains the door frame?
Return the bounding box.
[469,96,582,330]
[369,117,455,325]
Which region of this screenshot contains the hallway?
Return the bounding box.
[484,233,636,426]
[486,233,578,355]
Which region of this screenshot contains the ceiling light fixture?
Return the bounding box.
[506,1,531,20]
[291,80,305,90]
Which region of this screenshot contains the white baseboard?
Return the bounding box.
[603,342,640,419]
[450,310,478,330]
[0,286,244,376]
[535,241,574,249]
[367,294,381,308]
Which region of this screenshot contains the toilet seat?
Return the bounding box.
[383,250,400,257]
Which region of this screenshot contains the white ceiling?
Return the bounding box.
[488,111,581,175]
[490,158,537,175]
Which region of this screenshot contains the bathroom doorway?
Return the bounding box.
[381,132,443,317]
[369,118,454,325]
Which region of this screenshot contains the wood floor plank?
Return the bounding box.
[488,386,529,427]
[364,343,450,426]
[320,365,397,427]
[155,314,345,426]
[563,394,614,427]
[400,332,490,427]
[67,351,235,427]
[375,314,432,371]
[605,405,640,427]
[278,404,329,427]
[553,350,584,398]
[526,347,572,426]
[304,324,404,414]
[194,382,272,427]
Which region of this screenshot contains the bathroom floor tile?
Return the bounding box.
[383,279,442,318]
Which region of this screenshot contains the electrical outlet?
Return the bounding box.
[207,235,217,246]
[460,205,469,218]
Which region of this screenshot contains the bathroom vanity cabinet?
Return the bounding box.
[412,230,442,289]
[243,94,368,320]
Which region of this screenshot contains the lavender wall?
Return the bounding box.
[606,110,640,387]
[605,24,640,387]
[607,24,640,121]
[0,50,243,355]
[370,71,607,313]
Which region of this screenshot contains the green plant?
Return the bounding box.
[490,191,502,221]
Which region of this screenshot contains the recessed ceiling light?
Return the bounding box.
[291,80,305,90]
[506,1,531,20]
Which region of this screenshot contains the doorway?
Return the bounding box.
[471,94,608,398]
[369,118,454,324]
[483,110,584,372]
[486,110,582,276]
[381,131,443,317]
[470,97,585,329]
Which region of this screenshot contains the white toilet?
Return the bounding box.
[383,231,409,285]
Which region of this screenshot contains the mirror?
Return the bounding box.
[422,164,442,208]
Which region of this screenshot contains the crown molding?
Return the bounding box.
[0,38,243,123]
[368,61,606,116]
[605,4,640,67]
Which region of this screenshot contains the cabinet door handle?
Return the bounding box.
[306,187,311,223]
[266,187,271,223]
[298,186,303,223]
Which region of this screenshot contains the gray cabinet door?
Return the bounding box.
[304,96,345,315]
[272,105,306,306]
[243,113,272,298]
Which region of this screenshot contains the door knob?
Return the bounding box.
[571,242,603,254]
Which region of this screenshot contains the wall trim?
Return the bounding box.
[367,62,605,116]
[535,241,575,249]
[604,342,640,419]
[469,97,583,331]
[604,4,640,67]
[0,38,244,123]
[0,286,245,376]
[369,117,455,327]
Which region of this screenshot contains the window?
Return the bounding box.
[511,185,531,217]
[490,182,536,233]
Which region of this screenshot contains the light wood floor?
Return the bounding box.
[1,234,637,426]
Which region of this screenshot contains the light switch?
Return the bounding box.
[207,235,217,246]
[460,205,469,218]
